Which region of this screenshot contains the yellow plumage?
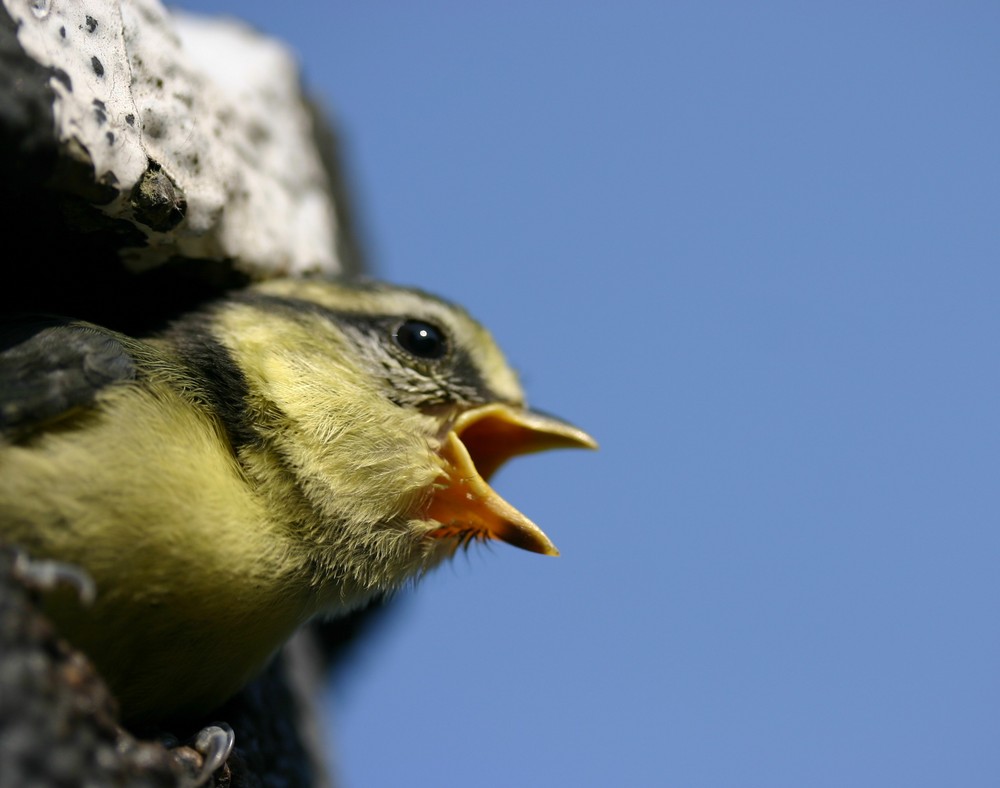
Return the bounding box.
[0,277,594,722]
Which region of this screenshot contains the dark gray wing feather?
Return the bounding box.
[0,319,136,436]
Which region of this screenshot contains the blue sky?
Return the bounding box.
[178,3,999,785]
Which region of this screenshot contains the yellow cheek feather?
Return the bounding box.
[221,309,445,531]
[0,277,596,723]
[253,349,444,528]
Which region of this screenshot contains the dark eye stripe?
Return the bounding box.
[225,293,500,404]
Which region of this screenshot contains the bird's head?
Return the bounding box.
[201,278,596,607]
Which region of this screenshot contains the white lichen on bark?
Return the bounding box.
[2,0,341,275]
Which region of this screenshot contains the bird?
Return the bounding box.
[0,276,595,724]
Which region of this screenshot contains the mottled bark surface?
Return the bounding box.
[0,2,373,785]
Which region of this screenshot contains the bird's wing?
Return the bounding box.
[0,318,137,437]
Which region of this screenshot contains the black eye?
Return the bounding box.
[393,319,448,360]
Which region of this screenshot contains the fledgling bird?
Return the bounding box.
[0,277,595,723]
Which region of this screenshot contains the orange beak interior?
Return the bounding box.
[424,404,597,555]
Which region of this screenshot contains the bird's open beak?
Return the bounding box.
[425,404,597,556]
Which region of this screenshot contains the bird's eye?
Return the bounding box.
[393,319,448,360]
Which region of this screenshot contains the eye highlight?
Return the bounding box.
[393,319,448,360]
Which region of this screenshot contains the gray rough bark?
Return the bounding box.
[0,2,375,785]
